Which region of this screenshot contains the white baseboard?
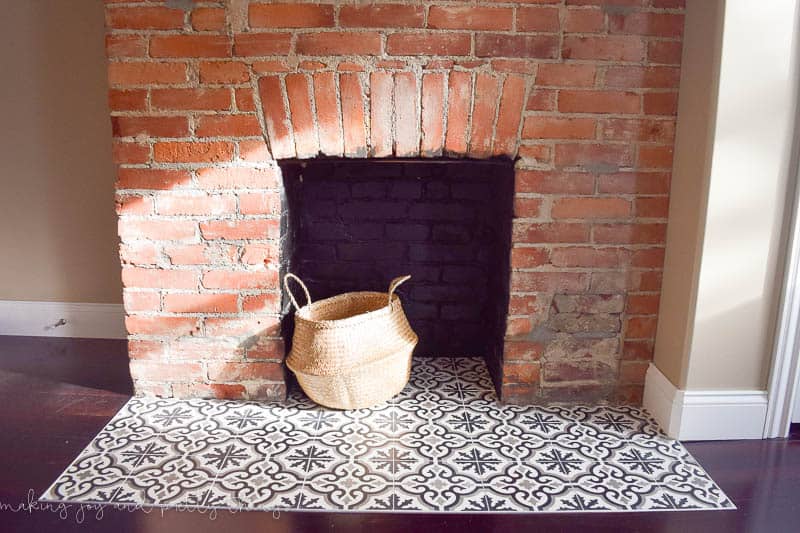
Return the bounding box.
[0,300,126,339]
[643,363,768,441]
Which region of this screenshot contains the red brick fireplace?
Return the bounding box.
[109,0,683,404]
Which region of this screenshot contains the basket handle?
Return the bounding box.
[387,275,411,305]
[284,273,311,311]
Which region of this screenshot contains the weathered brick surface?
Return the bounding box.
[106,0,683,403]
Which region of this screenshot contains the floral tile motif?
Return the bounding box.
[40,357,734,514]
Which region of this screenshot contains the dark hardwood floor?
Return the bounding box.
[0,335,797,532]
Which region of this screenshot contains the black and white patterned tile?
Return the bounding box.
[40,357,734,513]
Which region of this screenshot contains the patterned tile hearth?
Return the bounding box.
[41,358,733,513]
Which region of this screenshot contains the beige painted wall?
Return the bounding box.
[655,0,799,390]
[0,0,121,304]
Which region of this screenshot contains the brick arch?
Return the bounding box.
[257,68,528,161]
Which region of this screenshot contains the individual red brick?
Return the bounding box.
[558,90,640,114]
[503,362,541,384]
[163,293,239,313]
[619,361,649,385]
[513,222,591,243]
[526,88,556,111]
[196,115,261,137]
[252,60,291,74]
[508,294,543,315]
[233,33,292,56]
[122,267,198,289]
[393,72,419,157]
[594,223,667,244]
[420,72,446,156]
[493,75,526,156]
[199,61,249,84]
[644,92,679,115]
[370,72,393,157]
[630,248,665,269]
[339,73,368,157]
[551,247,624,268]
[297,32,381,55]
[627,294,660,315]
[626,316,658,339]
[235,88,256,111]
[128,339,166,360]
[151,88,231,111]
[293,61,323,71]
[511,247,550,268]
[512,197,541,219]
[112,116,189,138]
[491,59,534,74]
[648,40,683,65]
[202,270,277,289]
[424,60,455,70]
[562,35,645,61]
[522,117,596,140]
[516,7,560,32]
[506,317,534,338]
[564,8,605,33]
[258,76,295,159]
[635,197,670,218]
[337,62,366,72]
[129,361,203,381]
[117,169,191,192]
[610,12,684,37]
[601,118,675,143]
[106,35,147,58]
[200,219,279,240]
[239,192,281,216]
[150,35,231,58]
[428,6,513,30]
[517,144,552,163]
[285,73,319,158]
[504,341,544,362]
[623,340,654,361]
[246,338,285,359]
[207,362,283,381]
[154,141,234,163]
[240,243,279,264]
[475,34,559,58]
[191,7,225,31]
[155,193,236,216]
[118,218,197,242]
[196,167,279,189]
[109,89,147,111]
[554,143,634,168]
[387,33,471,56]
[598,172,670,194]
[112,141,150,164]
[638,145,674,168]
[120,242,159,266]
[249,3,333,28]
[313,72,344,156]
[106,7,184,29]
[107,62,188,86]
[605,66,681,88]
[163,244,237,266]
[116,194,153,216]
[515,170,594,194]
[242,292,280,313]
[339,4,425,28]
[511,271,588,293]
[552,197,631,219]
[469,74,500,158]
[444,71,472,155]
[204,316,280,337]
[536,64,596,87]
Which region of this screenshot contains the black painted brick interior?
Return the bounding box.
[280,158,514,365]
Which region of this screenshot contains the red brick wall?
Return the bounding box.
[107,0,684,403]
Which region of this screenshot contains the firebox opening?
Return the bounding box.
[279,158,514,393]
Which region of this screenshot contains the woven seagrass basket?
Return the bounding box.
[283,273,418,409]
